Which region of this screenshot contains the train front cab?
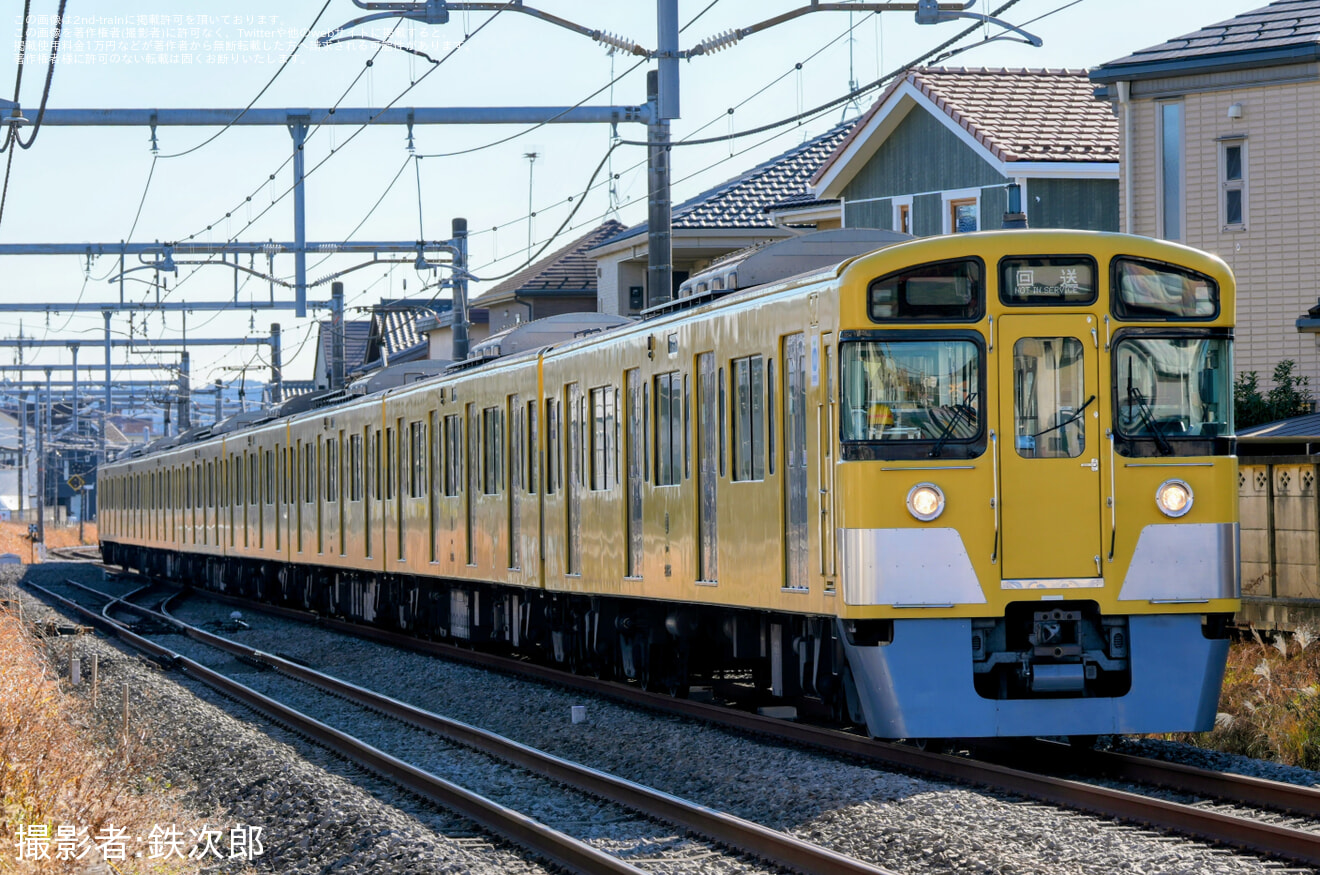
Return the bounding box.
[832,231,1238,739]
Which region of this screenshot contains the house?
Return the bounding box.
[590,120,856,317]
[472,219,625,335]
[1091,0,1320,384]
[811,67,1119,235]
[311,319,372,390]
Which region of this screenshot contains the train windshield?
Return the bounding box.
[1113,335,1233,440]
[841,340,980,442]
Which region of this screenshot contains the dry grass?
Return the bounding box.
[0,604,204,874]
[0,522,99,564]
[1173,627,1320,769]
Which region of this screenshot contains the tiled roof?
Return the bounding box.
[474,219,625,305]
[1095,0,1320,75]
[817,68,1117,181]
[365,299,449,364]
[1239,410,1320,440]
[317,319,372,371]
[764,191,839,213]
[601,121,857,245]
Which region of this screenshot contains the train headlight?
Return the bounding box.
[906,483,945,522]
[1155,479,1193,518]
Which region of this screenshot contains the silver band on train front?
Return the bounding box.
[839,528,985,607]
[1118,522,1239,602]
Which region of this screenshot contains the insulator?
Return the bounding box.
[691,29,740,56]
[593,30,642,56]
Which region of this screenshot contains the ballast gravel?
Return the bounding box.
[5,565,552,875]
[15,561,1320,875]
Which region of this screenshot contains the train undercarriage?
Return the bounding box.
[101,541,1232,740]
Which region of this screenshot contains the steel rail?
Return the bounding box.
[123,579,1320,868]
[53,576,897,875]
[978,738,1320,820]
[21,579,647,875]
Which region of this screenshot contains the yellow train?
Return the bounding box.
[100,229,1239,740]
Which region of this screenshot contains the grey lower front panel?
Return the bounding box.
[840,615,1227,738]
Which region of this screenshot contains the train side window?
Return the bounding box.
[589,386,617,491]
[410,419,427,498]
[326,435,340,502]
[868,258,984,322]
[682,374,691,481]
[731,355,766,482]
[546,398,561,494]
[443,415,461,496]
[527,400,538,494]
[371,431,381,499]
[482,408,502,495]
[384,428,395,499]
[654,372,682,486]
[348,434,363,501]
[718,367,726,478]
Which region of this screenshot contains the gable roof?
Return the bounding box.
[598,121,855,248]
[316,319,371,374]
[813,68,1118,197]
[474,219,625,306]
[362,299,448,367]
[1092,0,1320,82]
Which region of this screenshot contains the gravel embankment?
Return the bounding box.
[139,571,1317,875]
[5,564,554,875]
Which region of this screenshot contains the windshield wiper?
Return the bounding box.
[1125,357,1173,455]
[1030,394,1096,441]
[930,392,977,458]
[1128,385,1172,455]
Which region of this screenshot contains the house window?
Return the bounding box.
[893,197,912,235]
[1221,139,1246,229]
[949,198,978,234]
[1159,101,1183,241]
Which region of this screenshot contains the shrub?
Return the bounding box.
[1235,359,1314,430]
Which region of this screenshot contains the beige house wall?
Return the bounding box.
[1115,75,1320,385]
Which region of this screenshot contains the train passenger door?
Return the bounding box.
[566,383,583,575]
[997,316,1103,581]
[625,369,644,578]
[818,335,836,584]
[783,333,809,591]
[697,353,718,583]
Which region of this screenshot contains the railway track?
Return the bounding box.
[24,575,899,875]
[68,566,1320,870]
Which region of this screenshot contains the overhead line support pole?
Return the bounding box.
[102,310,111,478]
[452,218,470,361]
[270,324,283,406]
[290,118,310,319]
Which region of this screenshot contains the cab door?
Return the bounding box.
[997,315,1102,581]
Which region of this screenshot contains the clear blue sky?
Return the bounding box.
[0,0,1266,390]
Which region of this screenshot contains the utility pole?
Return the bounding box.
[102,309,111,498]
[451,217,470,361]
[214,379,223,424]
[177,352,191,432]
[524,151,538,261]
[647,0,678,307]
[330,281,345,391]
[269,324,283,405]
[17,390,25,518]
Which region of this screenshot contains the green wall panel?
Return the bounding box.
[1026,178,1119,231]
[841,108,1004,203]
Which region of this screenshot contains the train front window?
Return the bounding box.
[841,340,980,444]
[1113,257,1218,320]
[1113,335,1233,443]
